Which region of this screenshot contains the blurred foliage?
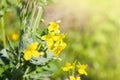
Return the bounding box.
[51,20,120,80]
[49,0,120,80]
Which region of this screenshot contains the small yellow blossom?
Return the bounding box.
[31,50,40,57]
[62,62,74,71]
[53,41,66,56]
[9,32,19,41]
[76,77,81,80]
[53,33,65,41]
[23,50,32,60]
[23,42,40,60]
[27,42,38,50]
[41,33,54,40]
[41,33,54,50]
[69,76,75,80]
[69,76,81,80]
[46,39,54,50]
[53,46,62,56]
[77,64,87,76]
[48,22,59,32]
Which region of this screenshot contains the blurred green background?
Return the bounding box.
[44,0,120,80]
[0,0,120,80]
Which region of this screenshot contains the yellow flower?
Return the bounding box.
[31,50,40,57]
[69,76,75,80]
[53,41,66,56]
[41,33,54,40]
[53,33,65,41]
[77,64,87,76]
[41,21,66,56]
[23,42,40,60]
[41,33,54,50]
[48,22,59,32]
[27,42,38,50]
[53,46,62,56]
[76,77,81,80]
[9,32,19,41]
[69,76,81,80]
[41,32,66,51]
[62,62,74,71]
[23,50,32,60]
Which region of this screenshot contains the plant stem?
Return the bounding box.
[23,66,30,79]
[1,16,6,48]
[32,6,43,32]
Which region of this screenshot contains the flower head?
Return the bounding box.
[69,76,75,80]
[23,42,41,60]
[62,62,74,71]
[69,76,81,80]
[27,42,38,50]
[53,33,65,41]
[41,32,54,41]
[48,22,59,32]
[9,32,19,41]
[53,41,66,56]
[77,64,87,76]
[41,33,54,50]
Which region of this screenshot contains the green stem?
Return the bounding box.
[30,1,36,28]
[1,16,6,48]
[23,66,30,79]
[32,6,43,32]
[72,60,77,76]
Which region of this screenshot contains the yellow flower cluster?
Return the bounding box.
[23,42,44,60]
[41,22,66,56]
[62,62,87,80]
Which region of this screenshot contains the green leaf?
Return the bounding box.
[18,30,25,54]
[36,28,48,37]
[1,67,24,80]
[30,50,53,65]
[30,64,54,79]
[0,48,10,65]
[38,0,48,7]
[0,67,4,75]
[10,68,24,79]
[0,10,4,17]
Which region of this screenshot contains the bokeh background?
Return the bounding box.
[44,0,120,80]
[0,0,120,80]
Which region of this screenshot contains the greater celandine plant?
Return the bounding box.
[0,0,87,80]
[0,0,66,79]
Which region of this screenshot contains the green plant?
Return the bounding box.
[0,0,67,80]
